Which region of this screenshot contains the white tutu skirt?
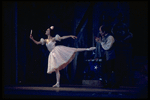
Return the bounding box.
[47,46,76,74]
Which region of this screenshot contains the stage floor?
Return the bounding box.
[3,84,143,99]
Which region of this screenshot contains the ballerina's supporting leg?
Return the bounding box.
[75,47,96,52]
[52,69,60,88]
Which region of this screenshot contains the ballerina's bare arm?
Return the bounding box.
[59,35,77,40]
[29,30,46,45]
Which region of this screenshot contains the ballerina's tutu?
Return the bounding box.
[47,45,76,74]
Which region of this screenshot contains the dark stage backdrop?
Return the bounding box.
[3,1,148,86]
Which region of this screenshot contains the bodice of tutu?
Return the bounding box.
[40,34,61,52]
[46,41,56,52]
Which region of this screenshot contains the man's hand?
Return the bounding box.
[95,37,101,43]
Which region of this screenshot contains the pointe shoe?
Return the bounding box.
[87,47,96,51]
[52,83,60,88]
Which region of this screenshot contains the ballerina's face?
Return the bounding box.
[45,26,54,35]
[45,28,50,35]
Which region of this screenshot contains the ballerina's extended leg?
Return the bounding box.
[75,47,96,52]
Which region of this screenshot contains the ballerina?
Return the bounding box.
[30,26,96,87]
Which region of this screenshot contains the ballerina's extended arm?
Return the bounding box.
[29,30,45,45]
[59,35,77,40]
